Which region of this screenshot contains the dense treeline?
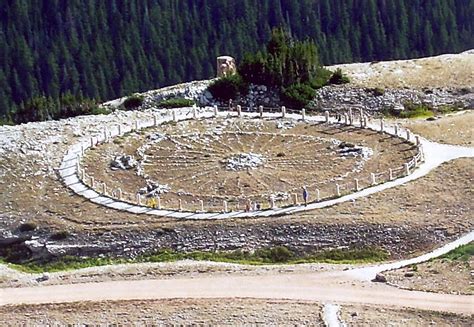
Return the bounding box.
[1,0,473,122]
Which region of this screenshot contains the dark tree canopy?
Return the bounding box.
[0,0,472,122]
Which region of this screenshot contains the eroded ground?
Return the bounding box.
[340,304,473,326]
[384,255,473,295]
[0,299,324,326]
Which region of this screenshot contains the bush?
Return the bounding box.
[281,83,316,109]
[50,230,69,241]
[208,74,248,102]
[123,95,144,110]
[366,87,385,96]
[328,68,350,85]
[157,98,195,108]
[256,246,294,263]
[308,67,333,89]
[18,222,37,232]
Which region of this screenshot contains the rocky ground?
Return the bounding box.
[330,49,474,90]
[0,298,471,326]
[0,299,325,326]
[401,110,474,146]
[384,255,473,295]
[340,304,473,326]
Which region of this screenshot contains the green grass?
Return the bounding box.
[3,246,389,273]
[157,98,195,108]
[439,243,474,262]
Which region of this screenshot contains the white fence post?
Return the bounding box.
[281,106,286,118]
[404,163,410,176]
[213,105,218,117]
[354,178,360,191]
[301,108,306,121]
[335,184,341,196]
[237,105,242,117]
[259,105,263,118]
[371,173,376,185]
[223,200,228,213]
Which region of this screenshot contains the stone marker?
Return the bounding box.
[102,182,107,195]
[216,56,237,77]
[325,111,330,123]
[281,106,286,118]
[354,178,360,191]
[301,108,306,121]
[315,189,320,201]
[389,168,394,181]
[213,105,218,116]
[178,199,183,211]
[237,105,242,117]
[404,163,410,176]
[259,105,264,118]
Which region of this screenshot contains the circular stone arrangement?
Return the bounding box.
[67,107,422,216]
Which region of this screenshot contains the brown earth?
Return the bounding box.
[330,50,474,89]
[82,118,417,211]
[0,298,324,326]
[340,304,473,326]
[400,110,474,146]
[384,255,474,295]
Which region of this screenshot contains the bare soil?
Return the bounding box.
[82,118,416,211]
[400,110,474,146]
[0,298,324,326]
[340,304,473,326]
[384,256,473,295]
[330,50,474,89]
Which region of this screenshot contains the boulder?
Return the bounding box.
[110,155,137,170]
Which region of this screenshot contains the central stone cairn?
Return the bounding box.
[224,153,265,171]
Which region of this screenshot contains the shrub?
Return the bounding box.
[281,83,315,109]
[308,67,333,89]
[18,222,37,232]
[366,87,385,96]
[157,98,195,108]
[123,95,144,110]
[328,68,350,85]
[208,74,248,102]
[50,230,69,241]
[256,246,294,263]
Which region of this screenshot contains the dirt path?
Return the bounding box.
[1,271,472,314]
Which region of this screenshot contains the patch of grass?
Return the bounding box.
[439,243,474,262]
[157,98,195,108]
[383,102,434,119]
[5,246,389,273]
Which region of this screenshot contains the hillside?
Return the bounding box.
[1,0,473,120]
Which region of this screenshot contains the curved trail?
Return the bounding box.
[1,231,473,313]
[0,267,473,314]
